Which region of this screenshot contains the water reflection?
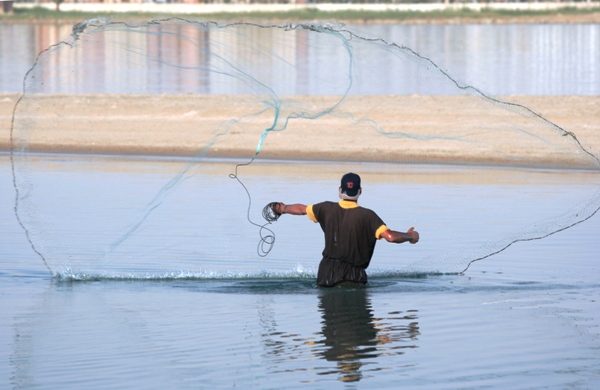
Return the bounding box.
[315,288,419,382]
[258,287,420,383]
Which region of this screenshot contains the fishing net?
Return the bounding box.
[10,18,600,280]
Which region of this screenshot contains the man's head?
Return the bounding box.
[339,172,361,201]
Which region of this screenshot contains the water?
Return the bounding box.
[1,153,599,388]
[2,19,600,388]
[2,22,599,95]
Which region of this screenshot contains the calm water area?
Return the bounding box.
[1,20,600,388]
[1,153,600,388]
[1,22,599,95]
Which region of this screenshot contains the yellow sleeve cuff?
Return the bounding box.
[375,225,389,239]
[306,205,317,222]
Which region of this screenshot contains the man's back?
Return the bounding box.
[309,200,386,269]
[267,172,419,287]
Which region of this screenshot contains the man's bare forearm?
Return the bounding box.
[380,227,419,244]
[275,202,307,216]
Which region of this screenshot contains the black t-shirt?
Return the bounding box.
[307,200,388,269]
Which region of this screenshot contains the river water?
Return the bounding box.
[1,20,600,388]
[2,21,599,95]
[1,153,599,388]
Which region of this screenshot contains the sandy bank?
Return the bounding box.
[1,93,599,169]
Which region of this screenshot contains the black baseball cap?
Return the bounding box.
[340,172,361,197]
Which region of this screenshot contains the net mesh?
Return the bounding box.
[10,18,600,279]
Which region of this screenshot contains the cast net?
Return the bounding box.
[10,18,600,280]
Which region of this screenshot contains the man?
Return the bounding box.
[270,172,419,287]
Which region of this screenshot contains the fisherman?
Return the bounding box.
[269,172,419,287]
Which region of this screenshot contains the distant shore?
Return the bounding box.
[1,94,598,169]
[2,3,599,25]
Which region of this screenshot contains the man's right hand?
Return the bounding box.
[268,202,284,216]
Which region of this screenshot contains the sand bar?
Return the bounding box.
[1,93,599,169]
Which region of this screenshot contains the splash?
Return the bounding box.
[10,18,600,279]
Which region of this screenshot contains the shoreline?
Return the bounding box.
[1,93,599,170]
[2,3,599,25]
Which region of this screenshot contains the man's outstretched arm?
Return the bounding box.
[272,202,307,216]
[380,227,419,244]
